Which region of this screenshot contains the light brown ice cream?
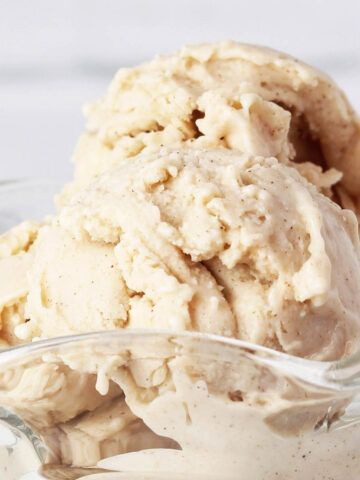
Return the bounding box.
[2,41,360,351]
[0,332,358,479]
[60,41,360,216]
[0,221,41,346]
[14,148,360,361]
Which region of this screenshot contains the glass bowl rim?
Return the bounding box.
[1,329,360,394]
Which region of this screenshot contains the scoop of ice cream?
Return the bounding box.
[17,148,360,361]
[60,41,360,214]
[0,221,42,346]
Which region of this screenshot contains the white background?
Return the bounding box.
[0,0,359,184]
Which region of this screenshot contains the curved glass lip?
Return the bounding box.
[0,177,66,187]
[1,329,360,394]
[1,179,360,394]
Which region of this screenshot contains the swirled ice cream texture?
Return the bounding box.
[16,149,360,361]
[60,41,360,216]
[2,41,360,351]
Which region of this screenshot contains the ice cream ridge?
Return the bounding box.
[1,40,360,358]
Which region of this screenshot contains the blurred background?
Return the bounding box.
[1,0,359,183]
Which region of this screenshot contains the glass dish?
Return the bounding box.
[0,179,62,233]
[1,181,360,480]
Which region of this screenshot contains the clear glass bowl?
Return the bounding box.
[0,179,61,233]
[1,181,360,480]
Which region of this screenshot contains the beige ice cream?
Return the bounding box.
[60,41,360,216]
[2,41,360,353]
[14,148,360,361]
[0,331,359,479]
[0,221,41,346]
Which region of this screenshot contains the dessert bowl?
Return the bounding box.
[1,181,360,480]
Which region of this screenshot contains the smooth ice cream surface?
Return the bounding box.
[14,148,360,361]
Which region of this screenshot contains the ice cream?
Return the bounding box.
[60,41,360,217]
[12,148,360,361]
[0,221,41,346]
[0,41,360,479]
[2,41,360,352]
[0,332,358,479]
